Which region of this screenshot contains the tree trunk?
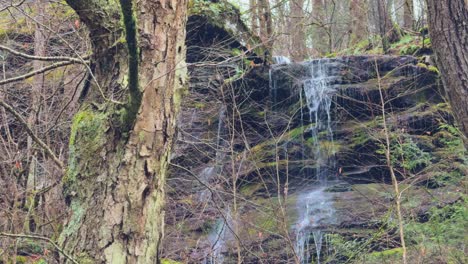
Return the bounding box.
[377,0,400,53]
[59,0,188,262]
[250,0,259,35]
[290,0,306,61]
[426,0,468,143]
[24,0,47,233]
[403,0,414,29]
[258,0,273,60]
[349,0,368,45]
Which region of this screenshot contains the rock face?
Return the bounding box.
[162,3,467,263]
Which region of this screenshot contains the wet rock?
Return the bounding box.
[325,182,352,192]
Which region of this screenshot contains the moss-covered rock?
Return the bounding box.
[186,0,264,63]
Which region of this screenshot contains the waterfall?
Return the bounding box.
[273,56,291,65]
[294,59,337,264]
[204,208,233,264]
[198,105,226,201]
[201,105,233,263]
[270,56,291,109]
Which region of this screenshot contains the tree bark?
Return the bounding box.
[349,0,368,45]
[24,0,47,233]
[59,0,188,262]
[426,0,468,143]
[258,0,273,61]
[403,0,414,29]
[290,0,306,61]
[250,0,259,35]
[377,0,400,53]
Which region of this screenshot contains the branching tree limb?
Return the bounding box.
[0,60,88,86]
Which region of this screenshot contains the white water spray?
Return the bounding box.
[294,59,337,264]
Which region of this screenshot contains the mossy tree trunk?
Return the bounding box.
[59,0,188,262]
[426,0,468,144]
[377,0,400,53]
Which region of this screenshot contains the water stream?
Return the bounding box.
[201,104,232,263]
[294,59,337,264]
[198,105,226,202]
[204,208,233,264]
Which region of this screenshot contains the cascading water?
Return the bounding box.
[270,56,291,109]
[201,104,234,264]
[204,208,233,264]
[198,105,226,201]
[294,59,337,264]
[273,56,291,65]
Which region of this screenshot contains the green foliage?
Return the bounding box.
[327,233,364,261]
[376,135,431,172]
[399,45,419,55]
[423,37,431,47]
[427,123,467,187]
[390,35,414,49]
[405,199,467,262]
[161,259,183,264]
[436,124,464,151]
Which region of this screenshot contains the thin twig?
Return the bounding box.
[0,99,64,169]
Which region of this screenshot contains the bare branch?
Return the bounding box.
[0,0,25,12]
[0,44,89,63]
[0,99,64,169]
[0,60,88,86]
[0,232,78,264]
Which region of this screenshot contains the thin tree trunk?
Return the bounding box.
[59,0,188,262]
[403,0,414,29]
[250,0,259,35]
[258,0,273,61]
[24,0,46,233]
[349,0,368,45]
[426,0,468,144]
[290,0,306,61]
[377,0,400,53]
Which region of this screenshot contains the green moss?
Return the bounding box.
[15,256,28,264]
[161,259,183,264]
[240,183,263,197]
[188,0,264,58]
[427,65,439,74]
[194,102,206,109]
[423,37,431,46]
[369,247,403,257]
[65,108,108,188]
[325,52,337,58]
[60,200,85,238]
